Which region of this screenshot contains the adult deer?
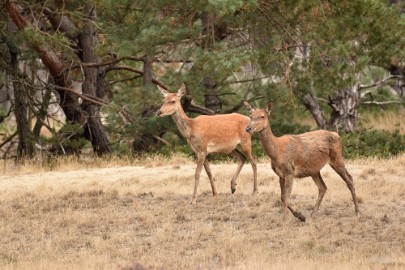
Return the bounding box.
[244,101,360,222]
[156,84,257,204]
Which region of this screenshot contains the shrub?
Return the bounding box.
[340,129,405,159]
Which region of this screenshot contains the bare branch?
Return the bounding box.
[107,65,169,89]
[221,76,271,86]
[0,131,18,150]
[359,75,404,90]
[152,135,172,147]
[108,75,142,85]
[52,85,108,106]
[224,86,264,113]
[362,100,404,105]
[182,95,215,115]
[75,55,194,69]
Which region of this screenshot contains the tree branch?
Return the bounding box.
[224,85,264,113]
[108,75,142,85]
[0,131,17,150]
[106,65,169,89]
[181,95,215,115]
[359,75,404,90]
[52,85,108,106]
[220,76,271,86]
[362,100,404,105]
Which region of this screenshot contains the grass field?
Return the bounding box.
[0,154,405,269]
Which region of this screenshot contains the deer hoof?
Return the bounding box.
[296,213,306,222]
[190,199,197,205]
[231,187,236,194]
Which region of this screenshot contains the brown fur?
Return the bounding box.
[245,101,360,221]
[156,84,257,204]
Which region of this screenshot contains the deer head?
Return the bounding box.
[156,84,186,117]
[245,101,273,133]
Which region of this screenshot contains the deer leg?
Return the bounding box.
[240,142,258,194]
[283,175,306,222]
[204,159,217,196]
[279,177,287,218]
[230,149,246,194]
[330,162,360,215]
[310,172,327,218]
[191,153,206,204]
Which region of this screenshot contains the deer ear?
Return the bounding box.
[177,83,186,97]
[243,101,254,112]
[157,85,168,97]
[265,101,273,114]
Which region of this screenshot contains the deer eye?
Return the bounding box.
[261,116,265,119]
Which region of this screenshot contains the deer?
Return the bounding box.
[244,101,360,222]
[156,84,257,204]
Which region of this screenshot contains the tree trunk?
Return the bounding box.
[78,5,112,155]
[203,76,222,113]
[328,84,362,132]
[200,12,227,113]
[302,90,327,129]
[389,64,405,101]
[9,48,35,159]
[143,55,153,87]
[32,86,52,138]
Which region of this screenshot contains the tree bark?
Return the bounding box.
[302,90,327,129]
[9,47,35,159]
[389,64,405,101]
[78,5,112,155]
[328,84,362,132]
[203,76,221,113]
[142,55,153,87]
[200,11,229,113]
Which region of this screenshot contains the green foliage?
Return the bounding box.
[42,123,88,153]
[2,0,404,159]
[341,129,405,159]
[155,123,405,160]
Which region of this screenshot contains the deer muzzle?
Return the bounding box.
[156,110,162,117]
[245,126,253,133]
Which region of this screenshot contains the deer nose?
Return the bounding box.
[156,111,162,116]
[246,126,252,133]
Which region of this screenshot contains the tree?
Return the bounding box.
[249,0,404,131]
[3,0,112,156]
[1,0,404,158]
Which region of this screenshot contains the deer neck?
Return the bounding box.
[258,124,279,161]
[171,107,192,139]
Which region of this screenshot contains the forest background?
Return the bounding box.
[1,0,404,161]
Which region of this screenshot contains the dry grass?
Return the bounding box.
[363,110,405,134]
[1,154,405,269]
[295,109,405,135]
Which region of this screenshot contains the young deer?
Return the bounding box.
[156,84,257,204]
[244,101,360,222]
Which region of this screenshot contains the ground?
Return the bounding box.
[0,155,405,269]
